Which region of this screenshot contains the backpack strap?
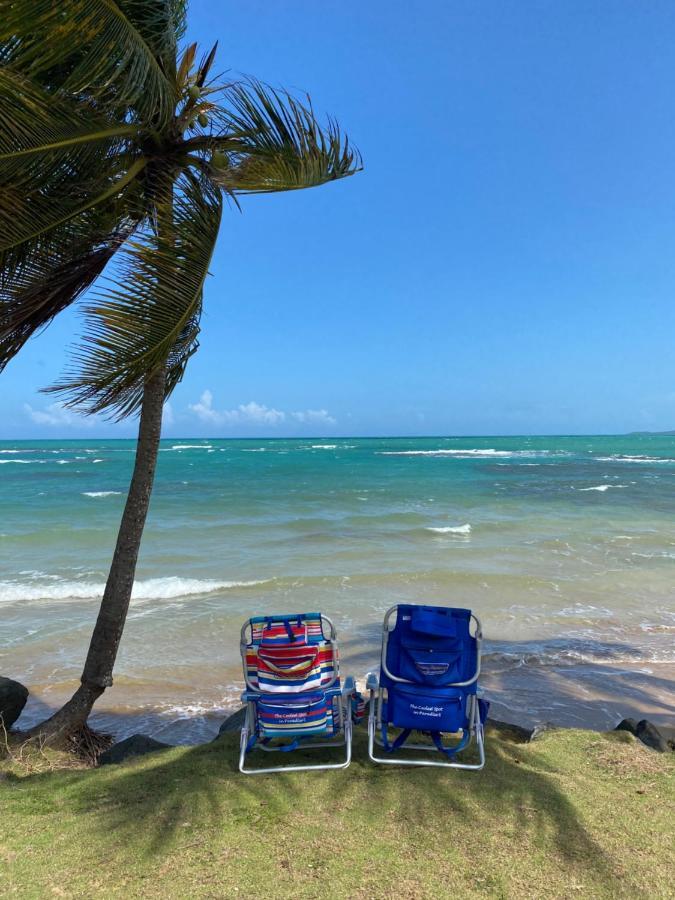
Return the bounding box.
[382,723,412,752]
[430,729,471,756]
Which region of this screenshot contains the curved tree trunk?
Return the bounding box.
[30,364,167,744]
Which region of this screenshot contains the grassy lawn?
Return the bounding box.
[1,725,673,899]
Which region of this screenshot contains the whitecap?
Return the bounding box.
[378,449,561,459]
[425,523,472,535]
[0,576,271,605]
[170,444,213,450]
[595,455,675,464]
[311,444,337,449]
[82,491,123,498]
[577,485,627,492]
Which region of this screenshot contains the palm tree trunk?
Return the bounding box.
[31,364,167,743]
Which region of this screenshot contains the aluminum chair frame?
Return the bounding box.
[367,604,486,770]
[238,613,354,775]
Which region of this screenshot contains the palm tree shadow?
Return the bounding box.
[72,730,619,891]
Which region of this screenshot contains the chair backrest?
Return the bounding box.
[244,612,338,693]
[382,604,478,689]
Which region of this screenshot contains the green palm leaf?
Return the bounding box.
[0,68,136,187]
[0,211,137,370]
[50,172,223,418]
[0,0,178,125]
[0,156,147,256]
[210,80,361,194]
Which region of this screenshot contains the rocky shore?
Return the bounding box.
[4,676,673,766]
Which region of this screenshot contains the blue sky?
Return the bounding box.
[4,0,675,438]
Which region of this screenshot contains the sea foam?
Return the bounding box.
[577,485,627,492]
[82,491,123,498]
[595,455,675,464]
[378,449,560,459]
[425,523,472,534]
[0,459,47,464]
[0,576,269,605]
[170,444,213,450]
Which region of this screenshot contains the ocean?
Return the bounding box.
[2,435,674,742]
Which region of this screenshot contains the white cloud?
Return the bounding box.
[188,392,285,426]
[188,389,221,423]
[187,391,336,429]
[291,409,337,426]
[227,401,286,425]
[162,402,175,426]
[24,402,88,427]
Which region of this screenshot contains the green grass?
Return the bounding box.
[1,726,673,899]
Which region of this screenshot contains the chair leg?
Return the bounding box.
[238,724,249,774]
[367,689,485,770]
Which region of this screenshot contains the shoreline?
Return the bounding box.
[11,655,675,746]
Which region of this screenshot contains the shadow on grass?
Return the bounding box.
[43,727,621,892]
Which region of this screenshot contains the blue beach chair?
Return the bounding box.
[238,612,356,774]
[367,604,488,769]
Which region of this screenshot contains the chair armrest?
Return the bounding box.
[366,671,379,691]
[341,675,356,695]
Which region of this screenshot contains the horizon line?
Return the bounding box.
[2,430,673,442]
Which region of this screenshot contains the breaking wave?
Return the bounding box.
[378,449,565,459]
[0,576,270,605]
[82,491,123,498]
[577,485,627,492]
[170,444,214,450]
[595,455,675,464]
[425,523,472,535]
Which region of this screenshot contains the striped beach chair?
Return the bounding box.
[238,612,356,774]
[367,604,488,769]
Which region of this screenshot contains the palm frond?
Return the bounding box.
[116,0,187,72]
[0,0,177,125]
[50,172,223,418]
[210,80,361,194]
[0,68,136,186]
[0,214,136,370]
[0,156,146,255]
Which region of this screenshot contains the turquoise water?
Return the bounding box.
[2,435,674,741]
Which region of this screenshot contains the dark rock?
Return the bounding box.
[216,707,247,737]
[529,721,558,742]
[0,677,29,731]
[615,718,639,736]
[655,724,675,750]
[98,734,171,766]
[635,720,669,753]
[485,718,533,743]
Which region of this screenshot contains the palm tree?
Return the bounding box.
[0,2,360,743]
